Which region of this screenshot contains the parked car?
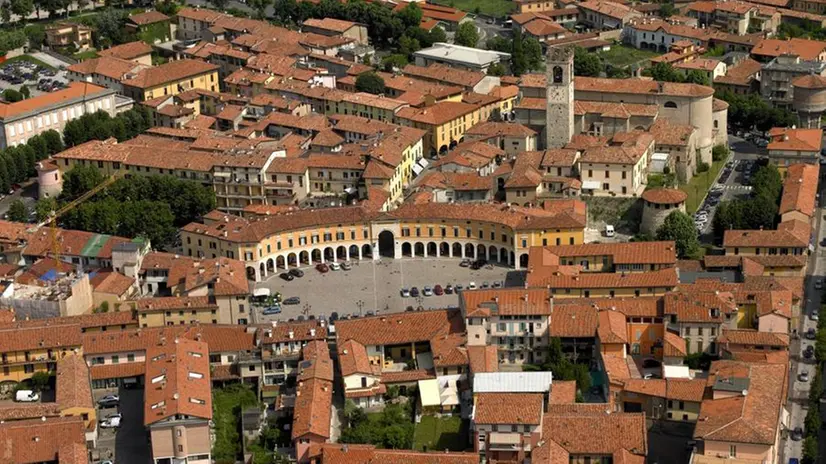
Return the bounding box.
[401,288,410,297]
[493,281,503,288]
[263,304,282,315]
[342,261,352,270]
[434,284,444,295]
[289,268,304,278]
[283,297,301,305]
[410,287,420,297]
[316,263,329,273]
[799,371,810,382]
[817,279,823,290]
[481,281,490,289]
[807,328,817,340]
[423,286,433,296]
[804,345,815,359]
[280,272,294,281]
[15,390,39,402]
[454,284,464,292]
[468,282,477,289]
[329,262,341,271]
[791,427,804,441]
[101,412,122,422]
[97,395,119,407]
[459,259,471,268]
[100,416,121,428]
[811,311,819,322]
[445,284,454,294]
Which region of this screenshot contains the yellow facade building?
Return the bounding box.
[0,323,83,384]
[396,101,484,156]
[121,59,220,102]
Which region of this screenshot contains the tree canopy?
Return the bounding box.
[355,72,386,95]
[716,89,798,132]
[340,403,414,449]
[62,107,151,147]
[712,164,782,238]
[656,211,700,258]
[574,46,602,77]
[454,22,479,47]
[7,200,28,222]
[486,31,545,76]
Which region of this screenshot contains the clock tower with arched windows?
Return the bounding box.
[545,46,575,149]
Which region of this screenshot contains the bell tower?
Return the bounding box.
[545,46,575,149]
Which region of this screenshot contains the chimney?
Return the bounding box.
[289,331,294,339]
[310,328,316,337]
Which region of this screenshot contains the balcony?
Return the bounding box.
[487,432,523,451]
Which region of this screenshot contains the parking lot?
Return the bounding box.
[254,258,521,322]
[694,149,761,240]
[0,56,69,98]
[94,387,150,464]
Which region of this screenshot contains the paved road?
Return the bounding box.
[93,388,150,464]
[254,257,521,322]
[781,166,824,463]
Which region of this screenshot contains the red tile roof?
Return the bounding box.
[122,59,219,89]
[98,41,153,60]
[56,353,93,411]
[779,163,819,218]
[0,82,112,120]
[642,188,687,205]
[767,127,823,152]
[474,393,544,425]
[0,416,86,464]
[752,37,826,60]
[144,338,212,425]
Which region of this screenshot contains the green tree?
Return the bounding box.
[487,62,506,76]
[398,34,421,57]
[486,35,511,53]
[210,0,229,10]
[659,2,676,17]
[397,2,422,29]
[524,37,543,71]
[27,134,48,161]
[30,371,51,391]
[61,165,105,199]
[2,89,23,103]
[356,72,386,95]
[10,0,35,22]
[803,436,818,464]
[806,403,820,437]
[574,46,602,77]
[19,85,30,100]
[649,62,683,82]
[34,197,57,222]
[42,130,64,155]
[7,199,28,222]
[712,144,729,162]
[511,28,527,76]
[751,164,782,201]
[382,54,408,72]
[454,22,479,47]
[0,30,26,56]
[684,70,710,86]
[24,24,47,49]
[656,211,700,258]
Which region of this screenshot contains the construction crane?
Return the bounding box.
[34,171,124,264]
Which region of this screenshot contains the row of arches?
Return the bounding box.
[247,244,374,281]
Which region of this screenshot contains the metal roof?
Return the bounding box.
[473,371,554,393]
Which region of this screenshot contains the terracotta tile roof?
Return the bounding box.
[402,64,485,89]
[167,257,249,296]
[122,59,219,89]
[467,345,498,374]
[0,403,61,421]
[0,82,112,120]
[580,132,654,165]
[462,288,552,316]
[728,349,790,364]
[598,310,628,344]
[293,342,333,440]
[90,270,135,296]
[397,101,479,125]
[528,267,679,290]
[0,323,82,353]
[723,221,810,248]
[336,309,464,346]
[338,339,375,377]
[663,331,687,357]
[694,361,786,445]
[140,251,196,272]
[144,338,212,425]
[642,188,687,205]
[89,361,145,380]
[575,76,714,98]
[648,119,696,147]
[98,41,153,60]
[310,443,479,463]
[752,37,826,60]
[550,380,577,404]
[603,354,631,382]
[623,378,666,397]
[767,127,822,152]
[523,16,568,36]
[780,163,819,218]
[714,58,761,86]
[549,304,599,337]
[0,416,86,464]
[534,409,647,459]
[793,73,826,89]
[718,329,789,347]
[128,10,169,25]
[578,0,639,20]
[474,392,544,424]
[394,2,467,22]
[260,320,327,344]
[466,121,537,137]
[134,296,216,312]
[430,331,469,368]
[56,353,93,411]
[302,17,358,33]
[381,369,436,383]
[67,56,143,80]
[664,291,737,323]
[574,100,658,118]
[299,340,334,382]
[666,378,706,402]
[541,241,677,265]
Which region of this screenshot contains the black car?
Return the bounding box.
[283,297,301,305]
[280,272,294,281]
[791,427,804,441]
[289,268,304,278]
[410,287,420,297]
[807,328,817,340]
[804,345,815,358]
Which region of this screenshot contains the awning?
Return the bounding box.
[412,163,425,176]
[582,180,601,190]
[418,379,441,407]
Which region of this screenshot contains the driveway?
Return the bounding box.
[94,387,150,464]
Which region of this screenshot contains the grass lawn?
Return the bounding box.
[413,415,468,452]
[597,45,659,68]
[212,385,259,462]
[431,0,514,17]
[73,50,99,61]
[2,55,56,71]
[679,159,726,213]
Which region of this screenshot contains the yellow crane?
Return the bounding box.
[34,172,123,264]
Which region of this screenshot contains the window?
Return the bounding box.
[178,445,184,453]
[552,66,563,83]
[729,445,736,458]
[664,101,678,109]
[127,354,135,362]
[112,355,119,364]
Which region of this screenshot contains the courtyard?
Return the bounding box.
[254,258,524,321]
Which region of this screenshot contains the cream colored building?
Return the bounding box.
[0,82,117,149]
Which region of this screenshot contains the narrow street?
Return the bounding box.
[782,165,825,463]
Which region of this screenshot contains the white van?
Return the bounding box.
[15,390,39,402]
[605,225,615,237]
